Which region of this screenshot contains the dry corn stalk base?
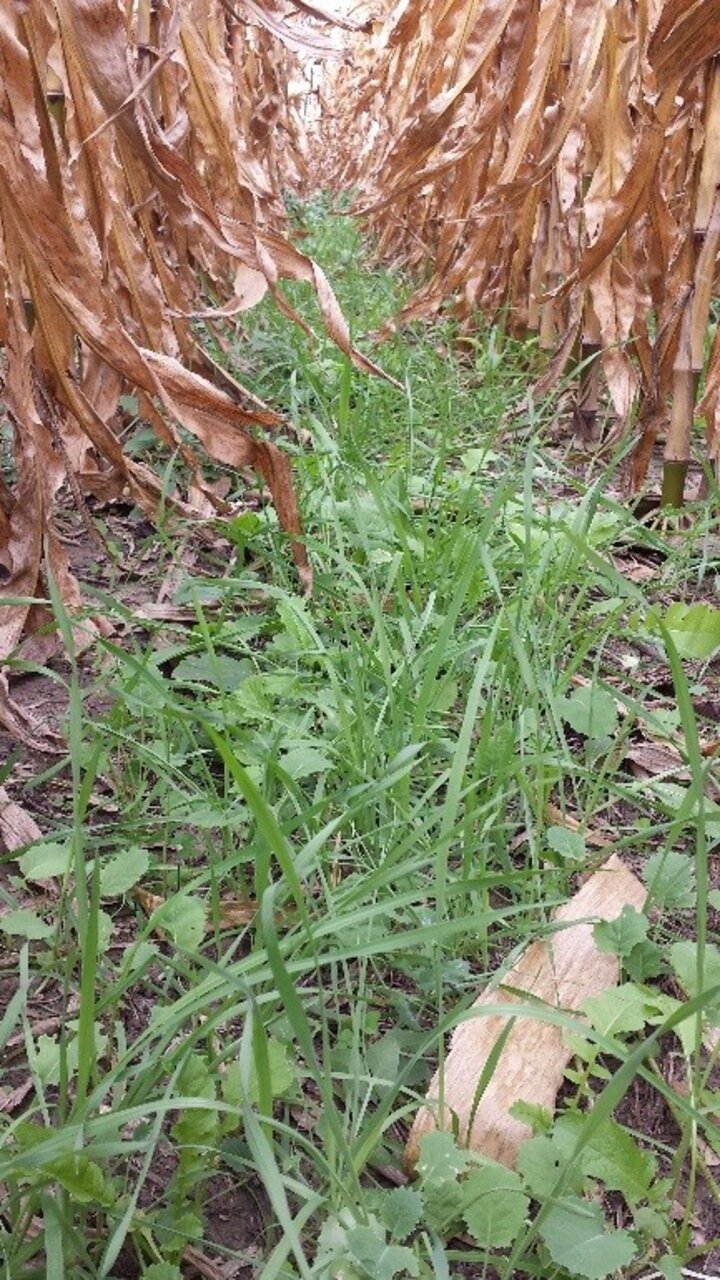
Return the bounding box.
[327,1,720,497]
[405,855,647,1171]
[0,0,384,670]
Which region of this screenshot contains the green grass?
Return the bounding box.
[2,201,720,1279]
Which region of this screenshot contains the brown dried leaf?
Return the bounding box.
[0,785,42,853]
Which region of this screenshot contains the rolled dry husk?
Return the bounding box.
[406,854,646,1170]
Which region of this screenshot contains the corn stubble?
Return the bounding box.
[0,0,375,666]
[331,0,720,497]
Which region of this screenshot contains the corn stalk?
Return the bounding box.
[0,0,377,669]
[331,0,720,499]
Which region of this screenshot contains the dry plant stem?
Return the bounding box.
[662,368,700,508]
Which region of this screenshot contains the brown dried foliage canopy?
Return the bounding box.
[0,0,377,660]
[333,0,720,479]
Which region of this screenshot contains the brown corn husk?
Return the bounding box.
[405,854,646,1170]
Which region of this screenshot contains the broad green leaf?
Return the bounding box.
[415,1131,470,1184]
[669,941,720,1011]
[644,780,720,828]
[539,1196,637,1279]
[35,1034,64,1085]
[233,672,302,717]
[98,846,149,898]
[658,1255,685,1280]
[223,1038,297,1107]
[558,685,618,740]
[380,1186,424,1241]
[422,1177,465,1233]
[461,1165,528,1247]
[517,1136,573,1198]
[633,1205,669,1239]
[644,849,695,909]
[171,653,251,693]
[34,1024,109,1086]
[47,1155,114,1206]
[624,940,664,982]
[153,894,206,950]
[546,826,586,861]
[582,983,649,1038]
[143,1267,183,1280]
[279,745,332,779]
[367,1032,401,1085]
[153,1206,204,1259]
[345,1227,420,1279]
[18,842,71,882]
[0,909,53,940]
[593,906,648,959]
[663,602,720,659]
[554,1112,655,1203]
[246,1037,297,1105]
[97,908,113,953]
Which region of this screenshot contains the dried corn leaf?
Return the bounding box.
[0,786,42,853]
[331,0,720,481]
[0,0,383,669]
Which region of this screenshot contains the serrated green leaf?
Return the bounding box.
[624,939,664,982]
[461,1165,528,1247]
[422,1177,465,1233]
[593,906,647,959]
[633,1205,669,1239]
[663,602,720,659]
[517,1136,572,1198]
[415,1131,470,1184]
[539,1196,637,1279]
[345,1227,420,1280]
[18,842,71,882]
[98,846,149,898]
[546,825,586,861]
[0,909,53,940]
[582,983,649,1038]
[509,1100,553,1136]
[97,907,113,953]
[554,1112,655,1203]
[559,685,618,739]
[47,1155,114,1206]
[644,850,695,910]
[658,1255,685,1280]
[380,1187,424,1242]
[153,1206,203,1259]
